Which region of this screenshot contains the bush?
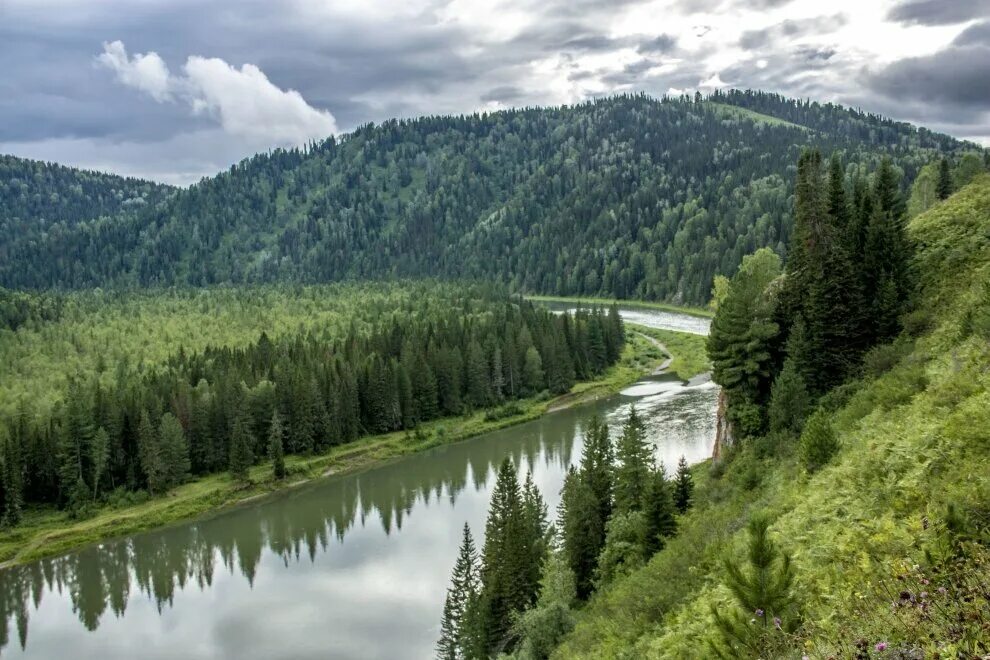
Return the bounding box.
[483,402,525,422]
[799,410,839,473]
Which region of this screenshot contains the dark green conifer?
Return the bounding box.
[937,157,954,200]
[267,410,286,480]
[228,399,255,482]
[613,407,652,515]
[673,456,693,514]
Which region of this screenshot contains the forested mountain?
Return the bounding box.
[1,91,981,304]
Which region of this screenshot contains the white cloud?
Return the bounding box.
[97,40,338,147]
[97,40,173,102]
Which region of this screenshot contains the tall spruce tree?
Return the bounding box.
[937,157,954,200]
[228,398,255,482]
[437,523,480,660]
[673,456,693,514]
[613,407,652,515]
[559,467,603,601]
[643,465,677,556]
[159,413,190,489]
[267,410,286,480]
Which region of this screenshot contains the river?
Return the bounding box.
[0,305,716,659]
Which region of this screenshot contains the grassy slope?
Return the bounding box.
[0,329,710,567]
[554,176,990,658]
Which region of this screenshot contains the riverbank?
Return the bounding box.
[0,330,691,568]
[526,294,714,319]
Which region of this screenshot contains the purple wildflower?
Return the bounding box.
[755,608,764,617]
[773,616,782,629]
[876,642,888,652]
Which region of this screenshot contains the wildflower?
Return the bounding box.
[938,586,947,595]
[755,608,764,617]
[773,616,782,630]
[875,642,888,651]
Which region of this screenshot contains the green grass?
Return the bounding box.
[629,324,711,380]
[705,102,809,131]
[0,326,686,567]
[525,295,714,319]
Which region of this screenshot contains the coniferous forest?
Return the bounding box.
[0,284,623,521]
[0,91,979,305]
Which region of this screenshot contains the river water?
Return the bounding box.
[0,305,716,659]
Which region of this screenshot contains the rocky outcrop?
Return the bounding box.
[712,387,733,461]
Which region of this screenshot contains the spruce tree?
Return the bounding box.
[767,358,810,437]
[799,409,839,473]
[559,468,603,600]
[159,413,190,489]
[613,407,652,515]
[522,347,544,395]
[826,153,850,231]
[267,410,286,480]
[90,427,110,500]
[580,416,613,532]
[643,465,677,556]
[137,411,166,495]
[1,432,24,526]
[673,456,693,514]
[437,522,480,660]
[228,399,255,482]
[937,157,954,200]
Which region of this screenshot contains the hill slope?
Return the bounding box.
[553,176,990,658]
[0,91,978,304]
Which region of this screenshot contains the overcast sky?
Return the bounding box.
[1,0,987,185]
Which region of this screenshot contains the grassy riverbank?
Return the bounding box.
[526,294,714,319]
[0,330,690,567]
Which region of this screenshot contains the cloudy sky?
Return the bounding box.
[1,0,987,184]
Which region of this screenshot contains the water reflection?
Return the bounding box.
[0,308,716,659]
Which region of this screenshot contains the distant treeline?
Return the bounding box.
[0,293,623,523]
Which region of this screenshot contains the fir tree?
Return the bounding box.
[580,416,614,533]
[673,456,693,514]
[522,347,544,395]
[267,410,287,480]
[1,432,24,526]
[137,411,166,495]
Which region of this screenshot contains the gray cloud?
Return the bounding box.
[887,0,990,26]
[637,34,678,54]
[739,14,847,50]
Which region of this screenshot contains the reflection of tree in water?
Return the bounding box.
[0,423,577,653]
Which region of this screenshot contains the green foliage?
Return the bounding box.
[1,93,969,305]
[438,523,480,660]
[613,407,651,515]
[267,411,287,480]
[594,511,646,588]
[709,513,798,658]
[799,409,839,472]
[767,358,810,436]
[673,456,693,514]
[508,552,577,660]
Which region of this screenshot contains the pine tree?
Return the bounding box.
[709,513,798,658]
[613,407,652,515]
[437,523,480,660]
[465,339,491,409]
[937,157,954,200]
[826,153,850,231]
[673,456,693,514]
[1,432,24,526]
[580,416,613,532]
[268,410,287,480]
[228,399,255,482]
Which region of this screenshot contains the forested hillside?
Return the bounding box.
[427,151,990,658]
[1,91,981,304]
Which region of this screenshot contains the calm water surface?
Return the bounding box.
[0,306,716,659]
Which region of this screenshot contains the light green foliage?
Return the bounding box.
[550,177,990,659]
[768,358,810,436]
[594,511,646,588]
[509,552,577,660]
[799,409,838,472]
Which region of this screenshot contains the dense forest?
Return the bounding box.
[1,91,983,304]
[426,156,990,658]
[0,285,623,523]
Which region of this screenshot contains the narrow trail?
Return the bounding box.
[634,331,673,375]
